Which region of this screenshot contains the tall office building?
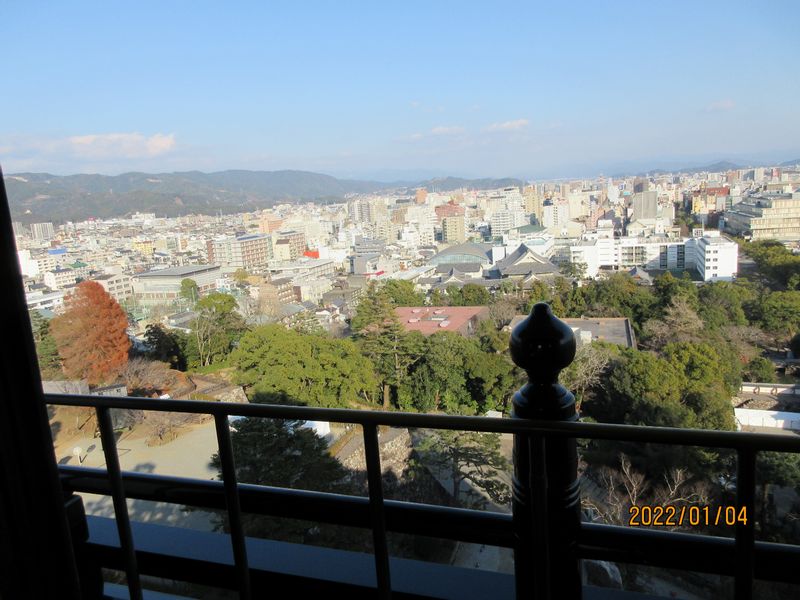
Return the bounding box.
[442,215,466,243]
[30,222,55,241]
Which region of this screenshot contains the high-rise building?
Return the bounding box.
[442,215,466,243]
[209,234,273,270]
[631,191,658,220]
[30,222,55,241]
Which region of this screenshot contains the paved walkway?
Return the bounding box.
[56,421,221,531]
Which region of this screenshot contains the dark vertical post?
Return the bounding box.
[509,302,581,600]
[734,448,756,600]
[363,423,392,598]
[0,168,83,599]
[213,414,251,600]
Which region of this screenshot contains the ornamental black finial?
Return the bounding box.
[510,302,576,384]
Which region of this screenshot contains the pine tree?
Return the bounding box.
[29,310,63,380]
[50,281,131,385]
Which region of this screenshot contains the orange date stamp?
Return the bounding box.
[628,505,748,527]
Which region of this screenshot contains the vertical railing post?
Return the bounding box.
[509,302,581,600]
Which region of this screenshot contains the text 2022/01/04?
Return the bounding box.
[628,505,748,527]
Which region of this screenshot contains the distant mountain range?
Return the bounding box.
[614,158,800,178]
[3,170,524,224]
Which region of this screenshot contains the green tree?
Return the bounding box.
[352,282,425,408]
[560,261,587,280]
[399,332,478,414]
[414,430,511,508]
[180,278,199,304]
[144,324,187,371]
[208,417,363,547]
[743,240,800,289]
[458,283,491,306]
[476,318,510,354]
[429,288,448,306]
[232,325,376,408]
[29,310,62,379]
[663,342,736,430]
[760,291,800,337]
[286,311,325,336]
[382,280,425,306]
[232,268,250,287]
[653,272,699,312]
[744,357,775,383]
[188,292,247,367]
[697,281,750,329]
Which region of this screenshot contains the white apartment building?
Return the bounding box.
[91,273,134,303]
[570,231,737,281]
[26,290,66,312]
[44,267,84,290]
[208,234,273,271]
[489,209,527,236]
[30,222,55,241]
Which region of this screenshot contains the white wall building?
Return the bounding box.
[570,232,737,280]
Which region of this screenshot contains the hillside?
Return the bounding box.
[3,170,523,223]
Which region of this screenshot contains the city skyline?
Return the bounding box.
[2,1,799,178]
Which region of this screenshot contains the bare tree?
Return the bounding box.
[582,453,712,531]
[641,297,705,349]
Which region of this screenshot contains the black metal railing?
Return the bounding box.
[49,305,800,600]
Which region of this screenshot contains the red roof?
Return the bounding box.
[394,306,488,336]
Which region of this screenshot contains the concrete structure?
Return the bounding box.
[208,234,272,271]
[509,315,637,349]
[26,290,66,312]
[273,230,306,261]
[91,273,134,303]
[724,192,800,241]
[133,264,222,305]
[569,232,737,280]
[44,267,82,290]
[30,222,55,241]
[442,215,466,243]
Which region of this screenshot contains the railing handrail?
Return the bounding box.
[46,392,800,452]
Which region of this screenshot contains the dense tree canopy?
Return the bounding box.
[232,325,376,407]
[382,279,425,306]
[144,324,188,371]
[50,281,131,385]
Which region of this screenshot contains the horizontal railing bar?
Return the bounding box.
[59,466,516,548]
[60,465,800,583]
[580,523,800,584]
[46,393,800,452]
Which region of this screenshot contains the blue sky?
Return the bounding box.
[1,1,798,180]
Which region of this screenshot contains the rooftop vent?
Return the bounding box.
[439,321,450,328]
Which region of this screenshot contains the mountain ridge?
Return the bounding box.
[3,170,524,223]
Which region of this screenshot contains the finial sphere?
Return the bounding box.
[509,302,576,380]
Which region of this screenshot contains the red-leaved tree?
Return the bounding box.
[50,281,131,385]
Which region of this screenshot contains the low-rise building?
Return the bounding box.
[395,306,489,337]
[91,273,134,303]
[133,264,222,306]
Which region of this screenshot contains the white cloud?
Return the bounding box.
[705,99,735,113]
[485,118,529,132]
[68,132,176,158]
[430,125,464,136]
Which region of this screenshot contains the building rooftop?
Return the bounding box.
[136,264,220,278]
[395,306,489,336]
[510,315,637,349]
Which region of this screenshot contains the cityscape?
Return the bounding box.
[9,160,800,597]
[2,2,800,599]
